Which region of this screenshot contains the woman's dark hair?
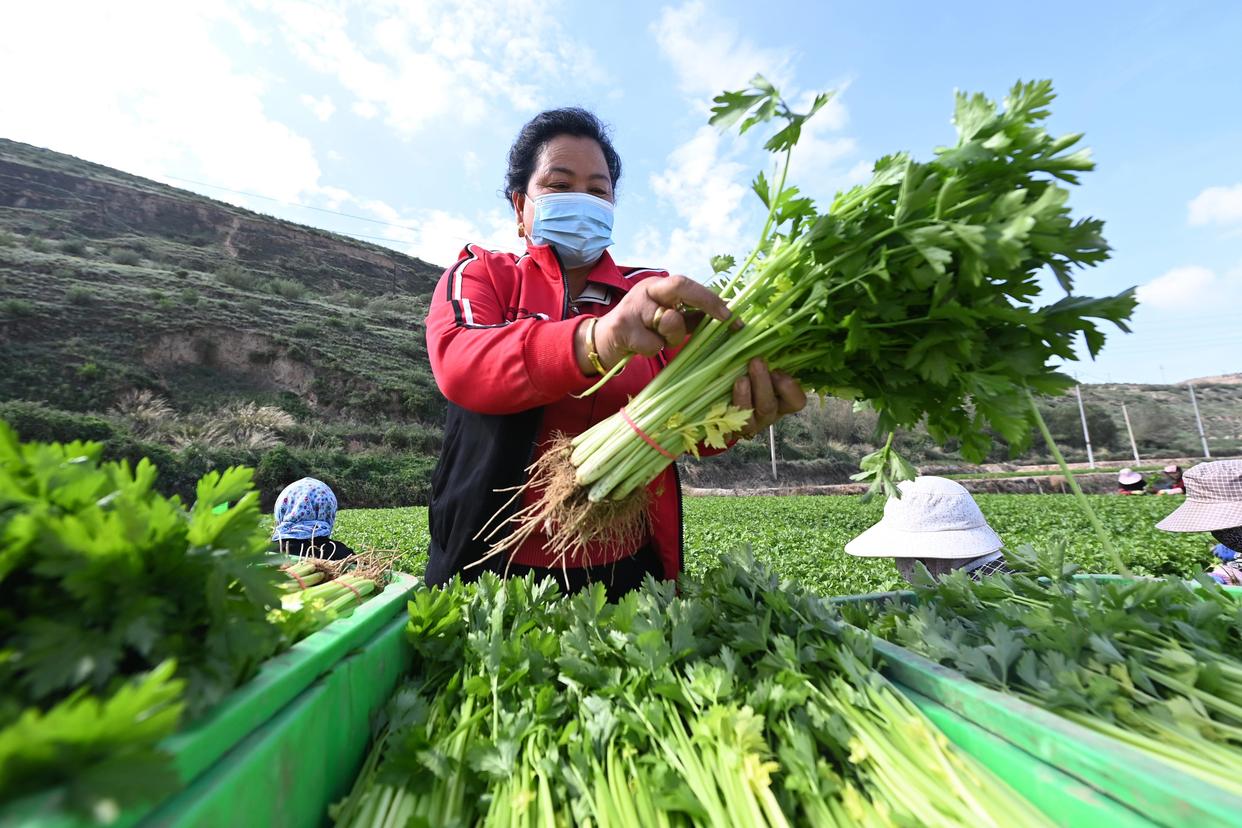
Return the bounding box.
[504,107,622,199]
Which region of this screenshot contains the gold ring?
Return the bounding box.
[650,306,667,331]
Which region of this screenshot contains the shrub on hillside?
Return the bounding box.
[0,400,116,443]
[0,298,34,318]
[26,237,50,253]
[58,238,87,256]
[179,288,200,307]
[395,335,424,359]
[255,444,433,509]
[333,291,368,309]
[111,389,176,440]
[216,264,264,291]
[0,230,16,247]
[202,402,296,450]
[109,247,141,266]
[290,321,317,338]
[65,285,93,305]
[268,278,307,300]
[382,422,441,454]
[364,294,409,322]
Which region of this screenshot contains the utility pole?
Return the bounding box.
[1121,403,1140,464]
[769,425,778,483]
[1075,385,1095,468]
[1189,385,1212,458]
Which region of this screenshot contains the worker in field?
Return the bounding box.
[1155,460,1242,585]
[271,477,356,560]
[1116,468,1147,495]
[1155,463,1186,495]
[844,476,1012,583]
[422,106,806,599]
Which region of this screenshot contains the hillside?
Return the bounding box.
[0,137,444,416]
[0,138,447,505]
[1182,373,1242,386]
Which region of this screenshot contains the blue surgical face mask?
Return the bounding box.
[529,192,614,269]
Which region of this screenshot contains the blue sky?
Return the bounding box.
[3,1,1239,384]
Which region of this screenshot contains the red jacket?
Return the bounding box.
[424,241,684,582]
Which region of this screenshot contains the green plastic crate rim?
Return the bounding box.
[835,588,1242,827]
[1,573,419,828]
[899,687,1156,827]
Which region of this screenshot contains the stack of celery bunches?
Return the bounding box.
[479,76,1133,570]
[335,79,1134,826]
[334,554,1051,827]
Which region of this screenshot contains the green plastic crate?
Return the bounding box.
[2,574,419,828]
[840,587,1242,828]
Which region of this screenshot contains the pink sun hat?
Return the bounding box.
[1155,460,1242,532]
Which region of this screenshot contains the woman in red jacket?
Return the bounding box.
[425,108,805,598]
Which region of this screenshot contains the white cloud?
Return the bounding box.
[0,2,322,203]
[322,190,521,266]
[652,0,792,98]
[1135,264,1242,311]
[634,126,752,277]
[265,0,604,138]
[300,93,336,121]
[352,100,379,120]
[1188,183,1242,228]
[843,159,874,185]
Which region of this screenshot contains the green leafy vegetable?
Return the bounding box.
[0,421,326,814]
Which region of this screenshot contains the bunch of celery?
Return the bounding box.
[277,553,394,615]
[332,553,1051,827]
[483,77,1133,565]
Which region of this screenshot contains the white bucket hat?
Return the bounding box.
[845,476,1004,559]
[1118,468,1143,485]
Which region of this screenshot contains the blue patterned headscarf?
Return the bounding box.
[272,477,338,541]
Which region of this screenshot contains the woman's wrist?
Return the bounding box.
[573,317,600,376]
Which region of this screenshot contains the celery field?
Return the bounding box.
[335,493,1214,597]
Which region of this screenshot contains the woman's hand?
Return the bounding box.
[575,275,741,374]
[730,358,806,438]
